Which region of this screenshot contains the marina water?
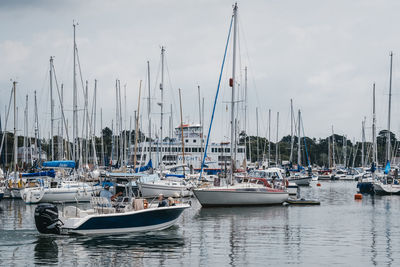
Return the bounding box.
[1,181,400,266]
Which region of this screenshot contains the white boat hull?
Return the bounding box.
[138,182,192,198]
[193,188,288,207]
[373,182,400,195]
[289,177,312,186]
[23,186,100,204]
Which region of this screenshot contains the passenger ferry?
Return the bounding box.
[130,124,246,175]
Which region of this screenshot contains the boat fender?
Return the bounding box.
[143,199,148,209]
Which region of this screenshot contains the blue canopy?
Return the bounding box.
[134,159,153,173]
[21,169,56,178]
[42,160,76,169]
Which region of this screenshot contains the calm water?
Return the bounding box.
[1,181,400,266]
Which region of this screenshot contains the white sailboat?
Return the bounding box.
[193,4,289,207]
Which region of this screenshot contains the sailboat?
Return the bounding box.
[288,110,312,186]
[193,4,289,207]
[373,52,400,195]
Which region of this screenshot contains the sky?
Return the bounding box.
[1,0,400,144]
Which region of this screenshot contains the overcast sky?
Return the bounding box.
[1,0,400,144]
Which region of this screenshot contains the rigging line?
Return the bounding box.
[200,14,234,180]
[0,87,14,156]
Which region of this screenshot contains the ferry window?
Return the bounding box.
[178,147,182,152]
[218,148,222,153]
[185,139,188,143]
[193,148,197,152]
[225,148,230,153]
[185,148,189,152]
[193,139,197,143]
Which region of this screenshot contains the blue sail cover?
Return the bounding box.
[42,160,76,169]
[384,160,391,174]
[134,159,153,173]
[21,169,56,178]
[165,174,185,178]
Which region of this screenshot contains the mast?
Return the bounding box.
[297,110,301,167]
[230,2,238,184]
[268,109,271,167]
[60,84,64,159]
[361,118,365,167]
[147,61,152,162]
[50,56,54,160]
[343,135,347,167]
[387,51,393,163]
[276,112,279,165]
[332,125,336,168]
[244,66,248,167]
[72,22,78,163]
[290,99,294,163]
[179,88,185,176]
[256,107,259,166]
[372,83,377,165]
[34,91,40,163]
[160,47,165,167]
[133,81,142,172]
[24,94,28,166]
[100,108,104,166]
[198,86,203,166]
[13,81,17,179]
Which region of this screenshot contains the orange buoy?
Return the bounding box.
[317,183,321,187]
[354,193,363,200]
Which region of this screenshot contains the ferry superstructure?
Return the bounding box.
[130,124,246,174]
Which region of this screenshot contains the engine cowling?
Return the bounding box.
[34,203,61,234]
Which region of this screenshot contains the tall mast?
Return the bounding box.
[230,2,238,184]
[72,22,78,163]
[24,94,28,166]
[276,112,279,165]
[147,61,152,162]
[160,47,165,167]
[387,51,393,163]
[13,81,17,179]
[372,83,377,165]
[297,110,301,167]
[244,66,248,167]
[50,56,54,160]
[343,135,347,167]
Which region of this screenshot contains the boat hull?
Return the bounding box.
[289,177,312,186]
[61,205,189,235]
[138,182,192,198]
[193,188,288,207]
[23,187,100,204]
[373,182,400,195]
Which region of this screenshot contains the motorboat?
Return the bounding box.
[34,196,190,235]
[22,180,101,204]
[138,177,194,198]
[288,173,312,186]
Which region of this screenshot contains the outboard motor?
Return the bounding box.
[34,203,61,234]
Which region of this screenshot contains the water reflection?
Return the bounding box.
[34,235,58,265]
